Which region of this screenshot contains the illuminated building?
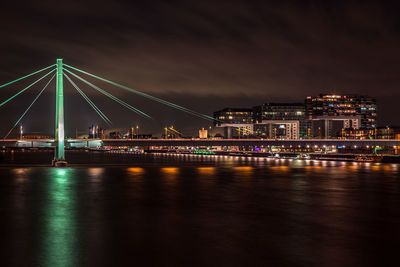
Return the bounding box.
[341,126,400,139]
[88,125,105,139]
[213,94,378,139]
[306,94,377,138]
[376,126,400,139]
[253,103,310,139]
[213,108,253,124]
[341,128,375,139]
[213,108,253,138]
[199,128,208,139]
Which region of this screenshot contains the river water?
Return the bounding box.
[0,152,399,266]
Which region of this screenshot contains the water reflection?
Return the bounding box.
[269,165,290,172]
[40,168,78,267]
[88,167,104,178]
[161,167,179,176]
[126,167,145,200]
[233,166,254,177]
[197,167,216,175]
[12,168,30,183]
[1,153,399,266]
[127,167,145,175]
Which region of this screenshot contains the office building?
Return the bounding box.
[213,108,253,138]
[253,103,310,139]
[306,94,377,138]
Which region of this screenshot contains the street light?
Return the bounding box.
[20,125,23,140]
[136,125,139,139]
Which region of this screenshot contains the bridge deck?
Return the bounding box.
[1,138,400,148]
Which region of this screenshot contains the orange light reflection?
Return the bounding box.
[88,168,104,177]
[127,167,145,175]
[198,167,216,175]
[161,167,179,174]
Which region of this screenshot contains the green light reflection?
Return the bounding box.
[40,168,78,267]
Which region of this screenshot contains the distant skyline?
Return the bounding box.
[1,1,400,137]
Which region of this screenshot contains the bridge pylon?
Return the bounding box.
[53,59,67,167]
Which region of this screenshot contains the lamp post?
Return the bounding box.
[136,125,139,139]
[20,125,23,140]
[131,127,134,139]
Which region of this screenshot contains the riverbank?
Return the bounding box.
[145,149,400,163]
[1,150,400,165]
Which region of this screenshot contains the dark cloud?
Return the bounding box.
[0,0,400,137]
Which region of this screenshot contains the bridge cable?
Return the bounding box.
[63,64,217,122]
[3,74,56,139]
[64,69,152,119]
[0,64,56,89]
[64,74,112,125]
[64,73,112,126]
[65,65,254,138]
[0,68,56,108]
[64,64,216,121]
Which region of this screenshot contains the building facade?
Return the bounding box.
[342,126,400,139]
[213,108,253,125]
[306,94,377,138]
[253,103,310,139]
[213,108,254,138]
[212,94,378,139]
[306,94,377,128]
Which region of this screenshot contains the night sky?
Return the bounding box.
[1,0,399,137]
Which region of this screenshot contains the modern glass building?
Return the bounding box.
[305,94,377,138]
[213,108,254,138]
[253,103,310,139]
[212,94,378,139]
[306,94,377,128]
[213,108,253,125]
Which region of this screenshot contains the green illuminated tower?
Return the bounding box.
[54,59,66,166]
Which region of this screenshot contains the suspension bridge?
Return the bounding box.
[0,59,216,166]
[2,60,400,166]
